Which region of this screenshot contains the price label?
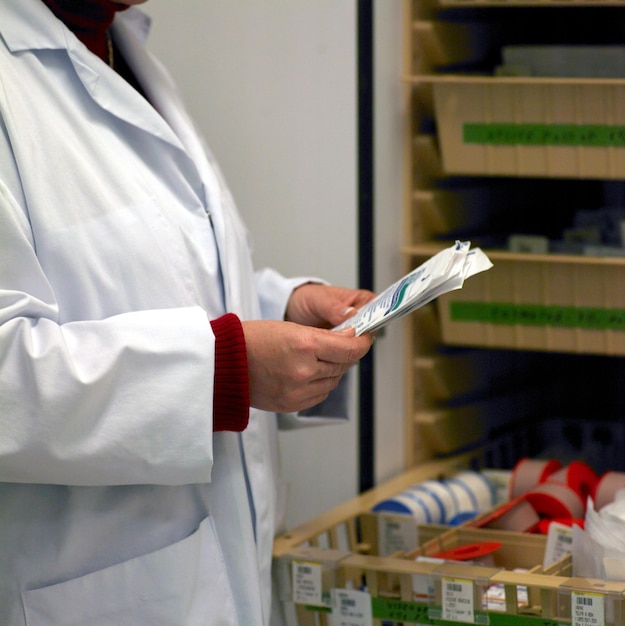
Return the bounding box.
[292,560,323,606]
[378,515,418,556]
[543,522,574,567]
[442,577,475,624]
[330,588,373,626]
[572,591,604,626]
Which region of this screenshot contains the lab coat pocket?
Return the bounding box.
[22,516,239,626]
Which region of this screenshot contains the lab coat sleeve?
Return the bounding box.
[254,267,351,429]
[255,267,325,322]
[0,180,217,488]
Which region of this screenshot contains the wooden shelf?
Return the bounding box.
[402,243,625,266]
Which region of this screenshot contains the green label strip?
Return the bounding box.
[450,302,625,331]
[371,597,432,622]
[302,604,332,613]
[464,123,625,147]
[370,598,565,625]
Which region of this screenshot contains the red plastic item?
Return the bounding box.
[536,517,585,534]
[434,541,503,566]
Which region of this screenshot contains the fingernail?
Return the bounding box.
[341,306,355,316]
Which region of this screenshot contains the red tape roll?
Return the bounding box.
[472,495,540,533]
[525,482,585,519]
[546,461,598,501]
[593,471,625,510]
[510,458,562,499]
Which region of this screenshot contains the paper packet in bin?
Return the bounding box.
[573,492,625,581]
[333,240,493,336]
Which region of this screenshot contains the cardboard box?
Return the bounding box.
[430,76,625,179]
[437,0,625,6]
[438,254,625,355]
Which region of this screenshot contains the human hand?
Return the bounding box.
[285,283,376,329]
[242,320,373,413]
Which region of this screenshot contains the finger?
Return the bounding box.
[303,376,343,402]
[311,361,352,382]
[314,331,373,364]
[295,392,334,412]
[280,377,342,413]
[326,297,367,327]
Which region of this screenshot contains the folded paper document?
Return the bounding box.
[334,241,493,336]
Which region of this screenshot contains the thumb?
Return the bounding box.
[327,305,357,327]
[333,326,356,337]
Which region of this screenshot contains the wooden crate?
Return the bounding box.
[274,514,611,626]
[274,454,604,626]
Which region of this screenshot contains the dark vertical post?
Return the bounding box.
[357,0,375,493]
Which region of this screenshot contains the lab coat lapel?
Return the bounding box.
[111,14,207,167]
[118,29,278,619]
[68,46,186,155]
[115,14,278,621]
[0,1,181,151]
[111,13,242,314]
[113,19,277,620]
[0,2,173,154]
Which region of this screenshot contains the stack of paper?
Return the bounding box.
[334,240,493,336]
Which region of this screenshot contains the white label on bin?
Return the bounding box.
[442,577,475,623]
[572,591,605,626]
[543,521,574,567]
[378,515,418,556]
[329,588,373,626]
[292,560,323,606]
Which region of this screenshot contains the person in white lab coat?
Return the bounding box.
[0,1,375,624]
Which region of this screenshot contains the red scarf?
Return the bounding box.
[42,0,129,63]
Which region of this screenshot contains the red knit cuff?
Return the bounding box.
[209,313,250,432]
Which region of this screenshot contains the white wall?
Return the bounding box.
[142,0,406,528]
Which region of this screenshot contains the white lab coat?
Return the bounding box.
[0,3,348,624]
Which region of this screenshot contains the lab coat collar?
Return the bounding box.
[0,0,183,153]
[0,0,150,54]
[0,0,68,54]
[1,0,225,281]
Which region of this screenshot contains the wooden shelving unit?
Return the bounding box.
[403,0,625,468]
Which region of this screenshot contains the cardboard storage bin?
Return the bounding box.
[273,455,490,623]
[286,553,625,626]
[430,76,625,179]
[275,523,609,626]
[408,525,570,573]
[273,453,581,626]
[274,456,483,560]
[438,253,625,355]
